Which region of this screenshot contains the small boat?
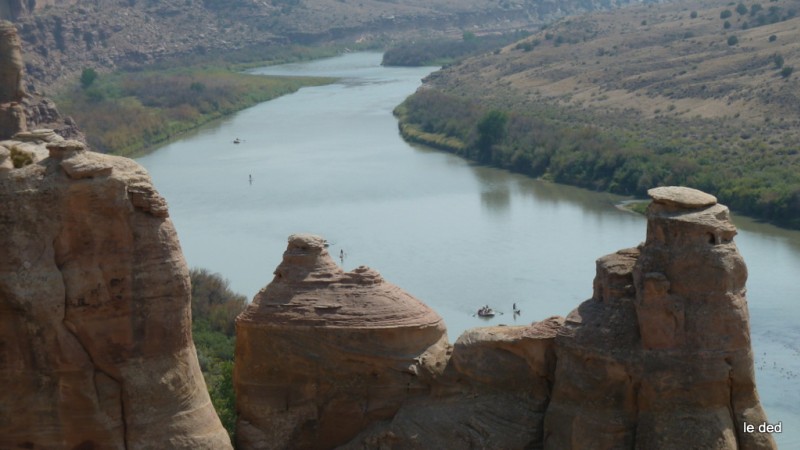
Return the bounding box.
[233,138,241,144]
[477,305,496,318]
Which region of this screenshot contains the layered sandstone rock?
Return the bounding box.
[0,139,232,449]
[544,186,776,450]
[342,317,564,450]
[235,234,450,449]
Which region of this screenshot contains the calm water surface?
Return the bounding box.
[137,52,799,446]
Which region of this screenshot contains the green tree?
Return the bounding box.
[736,3,749,15]
[721,9,733,19]
[80,68,98,89]
[690,11,698,18]
[475,110,508,163]
[727,35,739,46]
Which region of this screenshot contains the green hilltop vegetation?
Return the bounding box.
[397,0,800,228]
[56,46,340,156]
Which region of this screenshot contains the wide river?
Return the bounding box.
[138,52,799,446]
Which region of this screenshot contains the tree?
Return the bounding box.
[80,68,98,89]
[690,11,698,18]
[727,35,739,46]
[475,110,508,163]
[736,3,749,15]
[721,9,733,19]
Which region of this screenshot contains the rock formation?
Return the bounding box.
[237,187,775,450]
[234,234,450,449]
[544,186,775,449]
[1,20,82,141]
[0,139,232,448]
[0,20,26,139]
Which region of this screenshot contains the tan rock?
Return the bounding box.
[648,185,718,209]
[544,187,775,450]
[0,20,26,139]
[235,234,449,450]
[0,143,232,449]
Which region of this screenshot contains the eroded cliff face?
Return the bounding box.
[236,187,776,450]
[545,186,775,450]
[0,139,232,449]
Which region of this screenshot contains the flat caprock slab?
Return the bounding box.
[647,186,717,209]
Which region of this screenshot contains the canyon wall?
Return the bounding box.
[0,138,232,449]
[3,0,651,91]
[236,187,777,449]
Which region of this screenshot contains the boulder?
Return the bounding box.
[0,140,232,449]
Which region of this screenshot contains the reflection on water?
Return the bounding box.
[138,52,799,447]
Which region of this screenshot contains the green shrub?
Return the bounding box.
[727,35,739,46]
[781,66,794,78]
[80,68,98,89]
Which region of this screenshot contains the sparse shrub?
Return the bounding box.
[80,67,98,89]
[727,35,739,46]
[781,66,794,78]
[641,19,647,25]
[773,53,784,68]
[724,20,732,29]
[769,34,777,42]
[736,3,749,15]
[690,10,698,18]
[721,9,733,19]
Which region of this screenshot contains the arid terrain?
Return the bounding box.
[401,0,800,226]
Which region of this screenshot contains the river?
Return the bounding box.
[137,52,799,446]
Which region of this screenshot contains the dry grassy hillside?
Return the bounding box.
[401,0,800,225]
[434,0,800,127]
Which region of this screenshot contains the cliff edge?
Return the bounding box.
[236,187,776,449]
[0,139,232,448]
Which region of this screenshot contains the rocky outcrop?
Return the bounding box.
[544,186,775,449]
[234,234,450,449]
[1,20,81,141]
[0,139,232,448]
[237,187,775,449]
[0,20,25,139]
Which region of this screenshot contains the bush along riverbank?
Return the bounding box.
[55,46,344,156]
[395,89,800,229]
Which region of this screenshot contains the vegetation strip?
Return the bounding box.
[56,67,334,157]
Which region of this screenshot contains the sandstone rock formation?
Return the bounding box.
[0,139,232,449]
[0,20,26,139]
[237,187,775,450]
[1,20,82,141]
[544,186,775,450]
[235,234,450,449]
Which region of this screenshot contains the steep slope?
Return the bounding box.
[399,0,800,227]
[0,137,232,448]
[3,0,653,91]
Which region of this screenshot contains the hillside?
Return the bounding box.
[3,0,652,92]
[399,0,800,227]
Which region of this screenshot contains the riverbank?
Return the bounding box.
[55,46,348,157]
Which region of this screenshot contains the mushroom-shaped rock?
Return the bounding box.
[235,234,449,450]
